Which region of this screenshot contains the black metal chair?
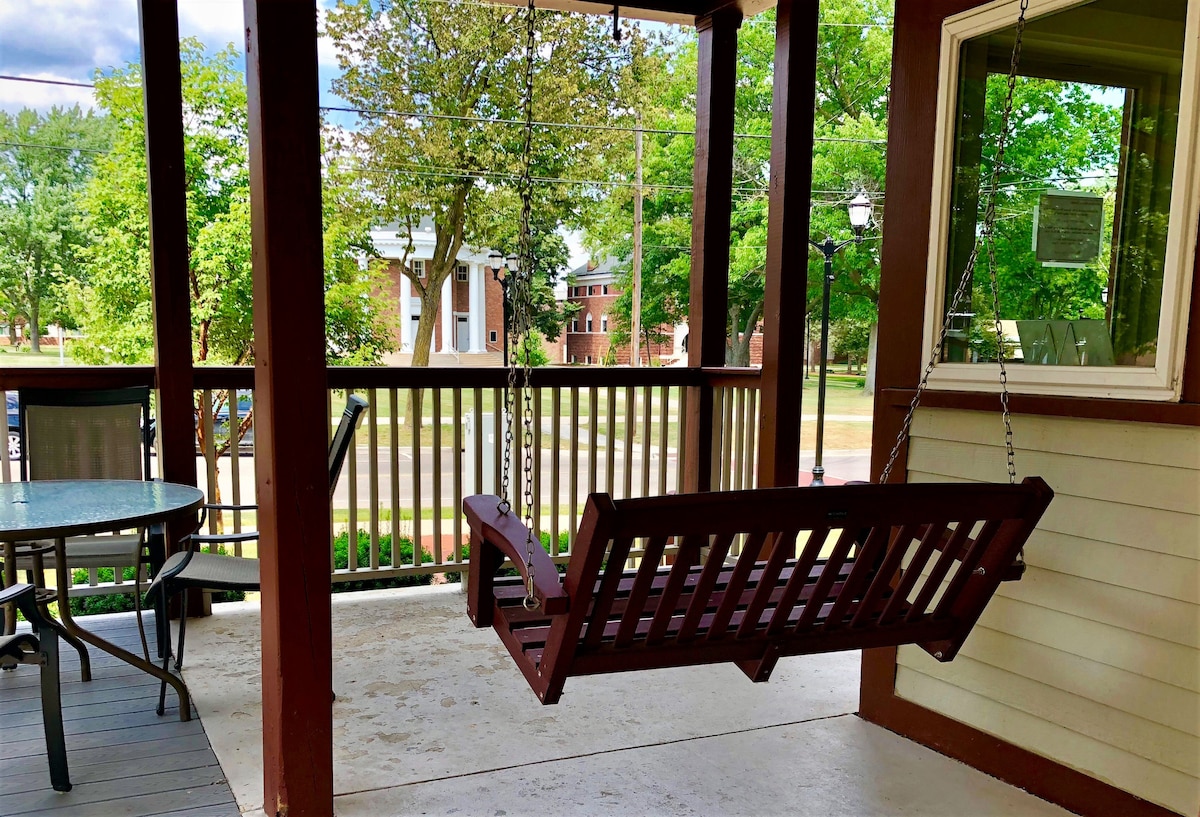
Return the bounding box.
[145,395,368,714]
[1,583,71,792]
[2,387,159,676]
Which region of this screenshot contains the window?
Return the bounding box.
[602,285,609,295]
[489,330,498,343]
[586,355,592,364]
[926,0,1199,400]
[411,259,425,278]
[455,263,469,282]
[571,318,579,333]
[600,314,608,333]
[586,313,593,333]
[590,286,599,296]
[570,354,577,363]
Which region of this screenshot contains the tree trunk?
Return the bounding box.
[864,322,879,396]
[28,299,40,353]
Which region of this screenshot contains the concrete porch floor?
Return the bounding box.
[182,585,1073,816]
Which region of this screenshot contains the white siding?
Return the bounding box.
[895,409,1200,816]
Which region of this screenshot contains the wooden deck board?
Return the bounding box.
[1,610,240,817]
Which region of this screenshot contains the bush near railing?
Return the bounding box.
[68,548,247,616]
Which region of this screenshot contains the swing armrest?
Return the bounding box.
[464,495,568,615]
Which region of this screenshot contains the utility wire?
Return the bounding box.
[0,139,106,154]
[0,74,94,89]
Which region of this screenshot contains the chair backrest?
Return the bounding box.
[19,387,152,482]
[328,395,369,501]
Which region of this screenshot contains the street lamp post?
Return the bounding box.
[808,192,874,486]
[487,250,520,365]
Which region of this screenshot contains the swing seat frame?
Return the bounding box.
[465,477,1052,704]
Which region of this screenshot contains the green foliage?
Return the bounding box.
[72,39,394,369]
[331,529,434,593]
[0,106,109,350]
[588,1,893,363]
[325,0,632,364]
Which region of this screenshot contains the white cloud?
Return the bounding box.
[177,0,245,49]
[0,75,97,112]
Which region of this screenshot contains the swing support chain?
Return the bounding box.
[494,0,542,610]
[880,0,1027,492]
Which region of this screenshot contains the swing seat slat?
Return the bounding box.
[465,477,1052,705]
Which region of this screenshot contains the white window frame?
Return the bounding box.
[489,330,498,344]
[601,314,608,333]
[586,313,594,333]
[455,263,469,282]
[412,259,426,279]
[923,0,1200,401]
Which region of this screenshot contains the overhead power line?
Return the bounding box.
[0,139,107,154]
[0,74,94,89]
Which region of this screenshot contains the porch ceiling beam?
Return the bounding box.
[684,7,741,493]
[139,0,197,495]
[757,0,819,488]
[485,0,773,26]
[244,1,334,815]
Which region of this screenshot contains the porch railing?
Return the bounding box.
[2,366,760,596]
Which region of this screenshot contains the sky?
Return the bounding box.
[0,0,601,269]
[0,0,345,112]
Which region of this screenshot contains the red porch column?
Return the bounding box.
[139,1,200,615]
[243,1,333,814]
[685,7,740,493]
[757,0,818,489]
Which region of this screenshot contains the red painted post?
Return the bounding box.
[757,0,819,489]
[685,8,741,494]
[243,0,333,814]
[138,0,202,616]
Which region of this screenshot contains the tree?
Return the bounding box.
[0,106,109,352]
[74,39,394,452]
[325,0,630,366]
[587,0,894,368]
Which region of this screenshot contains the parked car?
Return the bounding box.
[200,390,253,452]
[7,392,19,461]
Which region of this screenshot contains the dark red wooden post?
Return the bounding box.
[757,0,818,489]
[685,7,740,493]
[243,0,333,814]
[138,0,203,617]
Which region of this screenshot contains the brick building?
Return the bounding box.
[554,258,678,365]
[371,223,507,366]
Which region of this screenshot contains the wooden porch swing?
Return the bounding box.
[464,0,1051,705]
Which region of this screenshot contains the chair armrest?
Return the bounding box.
[189,532,260,545]
[463,495,568,615]
[0,583,53,628]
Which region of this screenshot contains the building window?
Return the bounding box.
[926,0,1198,400]
[600,314,608,333]
[455,263,469,282]
[570,354,577,363]
[586,355,592,364]
[602,285,609,295]
[489,330,498,343]
[571,318,579,333]
[586,313,593,333]
[411,259,425,278]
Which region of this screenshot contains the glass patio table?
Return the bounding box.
[0,479,205,721]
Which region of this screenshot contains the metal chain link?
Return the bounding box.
[494,0,541,609]
[881,0,1028,485]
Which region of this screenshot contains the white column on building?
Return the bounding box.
[440,274,454,353]
[399,271,412,351]
[469,263,485,353]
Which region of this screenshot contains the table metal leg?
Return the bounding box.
[52,537,192,722]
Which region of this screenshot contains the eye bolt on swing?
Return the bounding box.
[808,191,873,486]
